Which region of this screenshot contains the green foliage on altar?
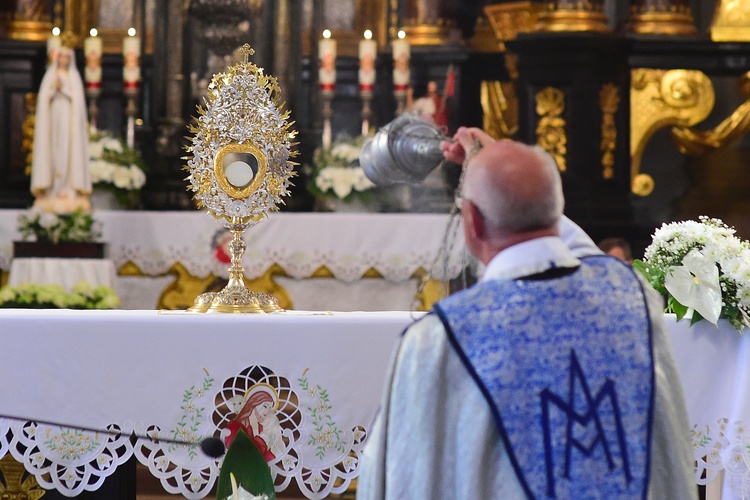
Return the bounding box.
[0,280,119,309]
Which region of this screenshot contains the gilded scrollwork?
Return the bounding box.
[671,71,750,156]
[599,83,619,180]
[535,87,567,172]
[630,68,714,196]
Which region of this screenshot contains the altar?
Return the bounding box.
[0,303,744,499]
[0,308,421,499]
[0,210,467,312]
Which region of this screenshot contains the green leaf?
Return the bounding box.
[216,429,276,500]
[668,296,688,320]
[690,310,705,325]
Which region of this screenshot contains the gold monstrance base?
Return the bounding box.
[188,221,283,314]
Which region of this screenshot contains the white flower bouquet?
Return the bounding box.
[17,209,100,243]
[633,216,750,332]
[89,132,147,207]
[305,135,376,202]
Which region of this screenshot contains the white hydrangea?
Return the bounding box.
[88,132,146,193]
[643,216,750,330]
[113,166,134,189]
[130,164,147,189]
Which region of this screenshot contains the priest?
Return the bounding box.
[357,129,696,499]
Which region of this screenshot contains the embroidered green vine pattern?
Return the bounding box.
[169,376,214,459]
[298,374,346,459]
[691,424,712,448]
[44,428,100,460]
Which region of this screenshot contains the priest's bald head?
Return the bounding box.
[460,140,565,265]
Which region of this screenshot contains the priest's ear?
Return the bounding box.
[461,199,487,255]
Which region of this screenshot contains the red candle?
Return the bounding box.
[392,32,410,92]
[359,30,376,92]
[84,29,103,89]
[123,28,141,90]
[319,30,336,91]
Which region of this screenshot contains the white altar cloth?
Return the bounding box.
[667,315,750,500]
[0,309,420,498]
[0,210,468,310]
[9,257,117,290]
[0,210,465,282]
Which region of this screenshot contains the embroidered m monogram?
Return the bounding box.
[540,350,632,497]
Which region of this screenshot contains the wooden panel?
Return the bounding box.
[0,39,44,209]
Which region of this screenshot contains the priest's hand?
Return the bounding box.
[440,127,496,165]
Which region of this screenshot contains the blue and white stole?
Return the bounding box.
[434,256,654,499]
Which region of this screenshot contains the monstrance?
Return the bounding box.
[185,44,297,313]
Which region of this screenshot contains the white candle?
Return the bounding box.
[359,30,377,90]
[123,28,141,88]
[84,29,103,87]
[46,27,61,66]
[392,33,410,91]
[318,30,336,89]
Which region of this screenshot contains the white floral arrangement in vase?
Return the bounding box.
[88,131,147,208]
[17,209,100,243]
[633,216,750,332]
[305,134,376,205]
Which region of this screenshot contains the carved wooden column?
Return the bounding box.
[629,0,697,35]
[508,32,636,241]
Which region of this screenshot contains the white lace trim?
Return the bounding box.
[0,367,374,499]
[692,418,750,497]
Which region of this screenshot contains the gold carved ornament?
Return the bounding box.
[630,69,714,196]
[599,83,619,180]
[629,1,697,35]
[481,81,519,139]
[0,454,46,500]
[535,87,567,172]
[183,44,298,313]
[711,0,750,41]
[22,93,37,176]
[670,71,750,157]
[534,1,610,33]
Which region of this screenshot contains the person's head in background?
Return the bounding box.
[598,237,633,262]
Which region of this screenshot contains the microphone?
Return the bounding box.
[0,413,226,458]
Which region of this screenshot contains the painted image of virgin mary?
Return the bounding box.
[222,384,285,462]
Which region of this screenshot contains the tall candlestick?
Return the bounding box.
[319,29,336,149]
[123,28,141,149]
[123,28,141,89]
[392,30,410,115]
[359,30,376,136]
[84,28,103,132]
[46,27,61,66]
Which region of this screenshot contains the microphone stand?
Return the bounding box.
[0,413,226,458]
